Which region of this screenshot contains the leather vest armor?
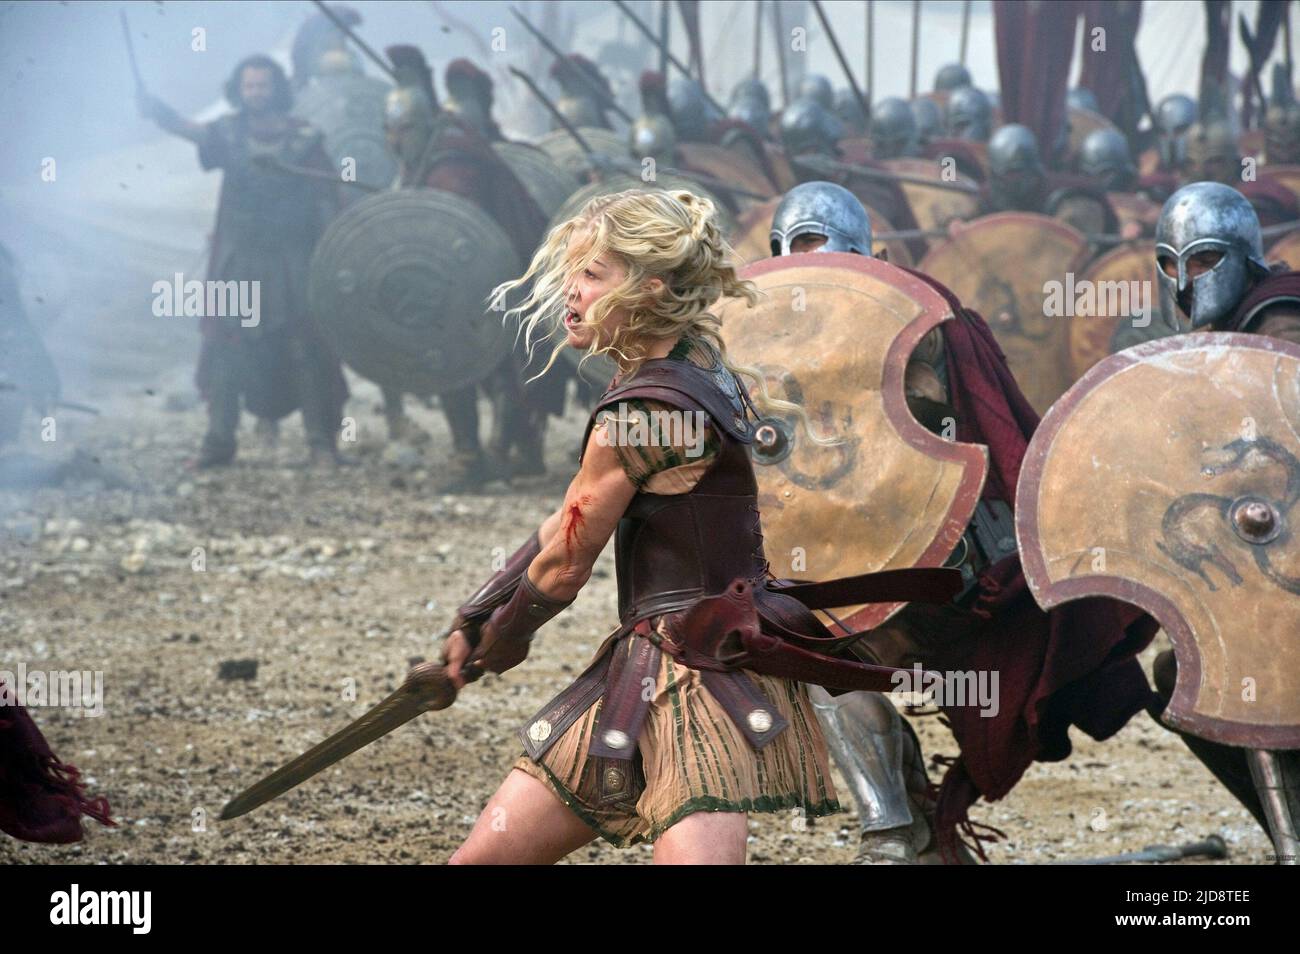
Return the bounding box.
[579,355,769,624]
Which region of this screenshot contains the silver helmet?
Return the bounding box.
[911,97,942,144]
[946,86,992,141]
[1156,93,1198,134]
[668,75,720,142]
[769,181,872,257]
[728,78,771,129]
[780,96,845,156]
[988,123,1042,176]
[1078,128,1136,190]
[869,97,917,159]
[833,88,868,136]
[934,63,972,93]
[1155,182,1267,330]
[798,73,835,111]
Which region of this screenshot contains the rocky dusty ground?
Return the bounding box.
[0,377,1274,866]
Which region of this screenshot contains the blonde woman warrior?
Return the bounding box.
[441,189,956,864]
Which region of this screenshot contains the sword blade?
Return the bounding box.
[220,662,459,820]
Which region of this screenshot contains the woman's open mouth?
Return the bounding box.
[564,307,581,329]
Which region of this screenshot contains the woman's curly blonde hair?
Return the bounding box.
[492,188,829,439]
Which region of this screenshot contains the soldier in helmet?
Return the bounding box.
[630,71,678,168]
[444,58,504,142]
[1150,93,1197,173]
[834,88,869,139]
[1077,128,1138,193]
[868,98,921,161]
[668,75,723,144]
[944,86,993,142]
[781,100,928,261]
[382,46,552,488]
[798,73,835,111]
[289,3,361,90]
[728,78,772,134]
[550,54,615,131]
[979,123,1118,236]
[140,54,349,469]
[1180,121,1300,227]
[1263,66,1300,166]
[911,97,942,149]
[767,183,1156,863]
[934,63,972,94]
[1134,181,1300,838]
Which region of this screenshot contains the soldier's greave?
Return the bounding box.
[1151,650,1268,830]
[1247,750,1300,864]
[810,687,914,832]
[439,384,481,455]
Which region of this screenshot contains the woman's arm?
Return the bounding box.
[527,427,639,602]
[444,422,637,685]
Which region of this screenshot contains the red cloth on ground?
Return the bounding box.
[899,267,1160,861]
[0,680,114,843]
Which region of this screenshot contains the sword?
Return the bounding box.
[221,655,483,820]
[509,6,633,124]
[1052,835,1227,865]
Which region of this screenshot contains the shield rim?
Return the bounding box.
[736,252,989,632]
[1015,331,1300,749]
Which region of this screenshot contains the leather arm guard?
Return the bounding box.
[449,531,542,650]
[469,574,573,675]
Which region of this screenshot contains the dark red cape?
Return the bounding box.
[0,680,114,843]
[900,267,1160,861]
[1231,269,1300,328]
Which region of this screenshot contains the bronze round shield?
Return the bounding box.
[491,141,581,220]
[1108,190,1162,236]
[880,157,979,231]
[676,142,778,201]
[1017,333,1300,748]
[535,126,629,181]
[716,253,988,631]
[1068,240,1157,380]
[1264,164,1300,205]
[918,212,1090,414]
[307,189,518,395]
[1268,227,1300,269]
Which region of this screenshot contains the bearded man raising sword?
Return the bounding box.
[763,182,1158,863]
[140,55,348,468]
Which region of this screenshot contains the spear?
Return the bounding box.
[509,6,633,123]
[771,0,789,108]
[309,0,397,82]
[865,1,874,113]
[810,0,870,122]
[611,0,727,116]
[909,0,920,100]
[960,0,971,67]
[752,0,764,81]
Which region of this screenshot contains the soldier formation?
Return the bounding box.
[6,2,1299,866]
